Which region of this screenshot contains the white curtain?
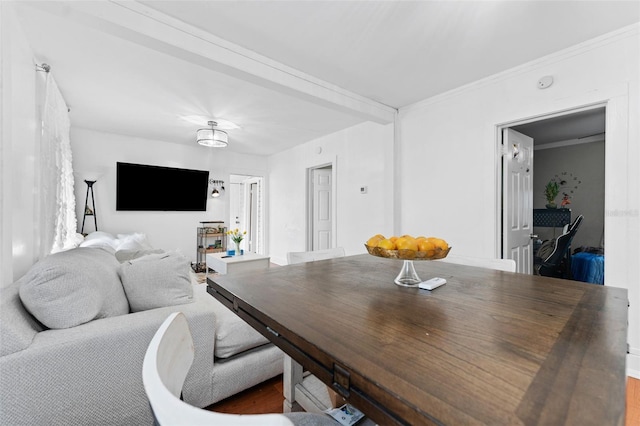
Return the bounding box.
[39,72,80,255]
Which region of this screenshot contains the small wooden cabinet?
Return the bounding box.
[194,221,227,272]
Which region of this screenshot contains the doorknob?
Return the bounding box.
[529,234,538,239]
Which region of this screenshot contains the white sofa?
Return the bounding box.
[0,244,283,425]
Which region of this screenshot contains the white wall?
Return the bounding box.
[398,25,639,377]
[533,141,606,249]
[268,121,394,265]
[1,5,41,286]
[71,128,268,263]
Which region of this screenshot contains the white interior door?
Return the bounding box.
[503,128,534,274]
[229,175,264,254]
[248,182,257,252]
[311,167,332,250]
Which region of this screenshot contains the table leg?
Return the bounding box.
[283,354,303,412]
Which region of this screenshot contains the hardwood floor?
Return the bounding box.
[207,375,285,415]
[208,375,640,424]
[628,377,640,426]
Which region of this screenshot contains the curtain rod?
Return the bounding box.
[36,63,50,73]
[35,63,71,112]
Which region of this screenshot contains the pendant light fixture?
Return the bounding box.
[197,121,228,148]
[209,180,225,198]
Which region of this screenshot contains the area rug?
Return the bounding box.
[190,271,214,284]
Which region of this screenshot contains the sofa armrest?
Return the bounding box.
[0,287,216,426]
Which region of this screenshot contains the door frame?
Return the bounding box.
[493,81,635,377]
[495,101,612,265]
[248,181,258,252]
[306,160,337,251]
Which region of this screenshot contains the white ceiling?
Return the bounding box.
[512,107,606,146]
[12,1,640,155]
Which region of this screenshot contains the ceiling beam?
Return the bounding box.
[30,1,396,124]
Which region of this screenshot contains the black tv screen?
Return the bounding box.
[116,162,209,211]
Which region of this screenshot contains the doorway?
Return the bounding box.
[500,106,606,274]
[307,164,335,251]
[229,174,265,254]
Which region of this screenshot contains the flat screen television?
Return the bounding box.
[116,162,209,211]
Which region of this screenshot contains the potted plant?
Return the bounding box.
[544,180,559,209]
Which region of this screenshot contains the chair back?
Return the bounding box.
[441,255,516,272]
[287,247,345,265]
[538,215,584,278]
[143,313,306,425]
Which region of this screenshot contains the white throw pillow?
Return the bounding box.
[83,231,117,242]
[116,233,153,251]
[79,231,119,253]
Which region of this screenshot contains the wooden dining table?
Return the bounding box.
[206,254,628,425]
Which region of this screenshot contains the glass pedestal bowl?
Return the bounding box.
[364,244,452,287]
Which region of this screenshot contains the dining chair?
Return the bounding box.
[286,247,345,265]
[142,312,335,426]
[441,255,517,272]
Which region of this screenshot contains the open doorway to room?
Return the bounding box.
[501,106,606,282]
[229,174,265,254]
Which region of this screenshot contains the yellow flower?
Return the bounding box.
[227,228,247,243]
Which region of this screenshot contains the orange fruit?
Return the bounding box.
[418,240,435,252]
[389,236,399,243]
[366,235,384,247]
[427,237,449,251]
[377,238,396,250]
[396,236,418,251]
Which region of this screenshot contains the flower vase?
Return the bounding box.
[235,242,242,256]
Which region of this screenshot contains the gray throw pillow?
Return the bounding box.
[115,248,164,263]
[0,281,44,356]
[18,248,130,329]
[118,252,193,312]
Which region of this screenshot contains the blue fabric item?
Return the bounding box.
[571,252,605,285]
